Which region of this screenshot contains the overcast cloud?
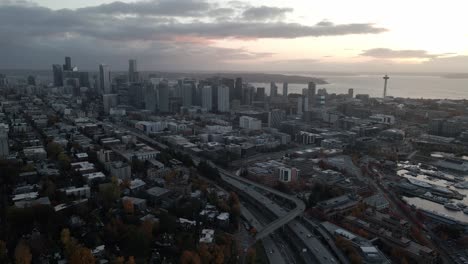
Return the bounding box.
[0,0,388,70]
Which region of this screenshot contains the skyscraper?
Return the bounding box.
[27,75,36,86]
[103,94,118,114]
[63,56,72,71]
[52,64,63,87]
[268,109,286,128]
[217,85,230,112]
[99,64,111,94]
[181,83,193,107]
[283,82,288,97]
[221,78,235,101]
[307,82,316,98]
[201,85,213,111]
[128,59,139,82]
[242,86,255,105]
[348,88,354,98]
[235,77,243,100]
[144,85,157,112]
[256,87,265,101]
[270,82,278,97]
[158,82,169,112]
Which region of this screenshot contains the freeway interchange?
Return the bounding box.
[106,121,344,263]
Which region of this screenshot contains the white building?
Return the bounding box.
[370,114,395,125]
[217,85,230,112]
[278,167,299,183]
[135,121,167,134]
[239,116,262,130]
[201,85,212,111]
[63,186,91,199]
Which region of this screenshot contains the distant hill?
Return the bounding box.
[141,71,327,84]
[443,73,468,79]
[0,69,326,84]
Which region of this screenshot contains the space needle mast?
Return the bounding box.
[383,74,389,98]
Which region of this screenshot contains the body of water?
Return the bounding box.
[397,169,468,223]
[252,74,468,100]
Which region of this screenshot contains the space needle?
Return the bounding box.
[383,75,389,98]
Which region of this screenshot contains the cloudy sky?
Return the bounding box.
[1,0,468,72]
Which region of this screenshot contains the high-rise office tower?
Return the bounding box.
[270,82,278,97]
[158,82,169,112]
[103,94,118,114]
[128,59,139,82]
[297,97,303,115]
[52,64,63,87]
[27,75,36,86]
[144,85,157,112]
[63,57,72,71]
[221,78,235,101]
[99,64,111,94]
[235,77,243,100]
[242,86,255,105]
[129,83,144,109]
[201,85,213,111]
[217,85,230,112]
[307,82,316,98]
[0,131,9,157]
[268,109,286,128]
[283,82,288,97]
[181,83,193,107]
[348,88,354,98]
[256,87,265,101]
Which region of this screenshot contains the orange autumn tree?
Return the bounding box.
[69,246,95,264]
[15,240,32,264]
[180,250,201,264]
[123,199,134,214]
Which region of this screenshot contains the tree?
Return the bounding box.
[140,220,154,240]
[0,240,8,263]
[114,256,125,264]
[100,176,121,208]
[57,152,71,170]
[61,228,71,246]
[123,199,134,214]
[126,256,136,264]
[46,142,63,159]
[15,240,32,264]
[246,248,256,264]
[180,250,201,264]
[69,246,95,264]
[198,243,212,263]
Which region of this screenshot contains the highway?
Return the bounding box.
[288,220,338,264]
[241,204,288,264]
[219,169,306,241]
[302,218,350,264]
[106,121,323,262]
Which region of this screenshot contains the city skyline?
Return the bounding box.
[1,0,468,72]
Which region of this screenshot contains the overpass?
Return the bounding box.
[106,122,306,241]
[218,168,306,241]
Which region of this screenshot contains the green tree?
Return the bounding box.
[57,152,71,170]
[100,176,121,208]
[46,142,63,159]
